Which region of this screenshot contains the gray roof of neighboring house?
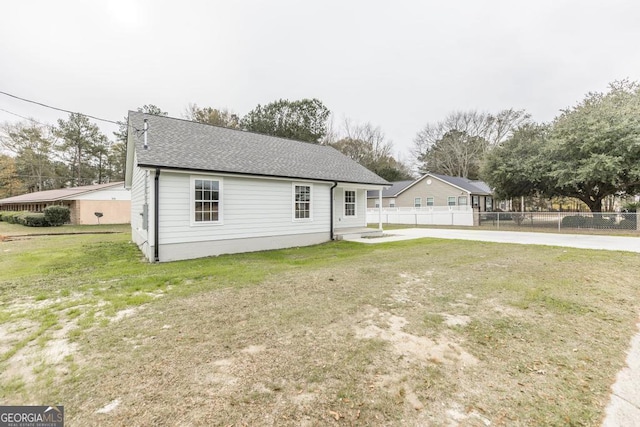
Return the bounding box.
[367,180,413,198]
[0,182,125,204]
[367,173,492,198]
[127,111,389,186]
[430,173,492,195]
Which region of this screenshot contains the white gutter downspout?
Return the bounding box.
[330,182,338,240]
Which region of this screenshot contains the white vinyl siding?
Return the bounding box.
[156,172,330,245]
[130,158,152,260]
[334,187,367,229]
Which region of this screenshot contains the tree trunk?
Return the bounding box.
[586,197,603,212]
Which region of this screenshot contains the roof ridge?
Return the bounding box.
[129,110,332,147]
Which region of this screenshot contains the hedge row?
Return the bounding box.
[561,214,637,230]
[0,206,70,227]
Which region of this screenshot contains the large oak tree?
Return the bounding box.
[482,80,640,212]
[545,80,640,212]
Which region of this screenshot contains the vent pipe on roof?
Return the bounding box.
[143,119,148,150]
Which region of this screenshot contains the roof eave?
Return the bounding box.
[136,163,388,187]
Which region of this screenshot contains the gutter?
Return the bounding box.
[135,163,387,187]
[154,168,160,262]
[330,181,338,240]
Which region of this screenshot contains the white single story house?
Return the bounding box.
[0,182,131,225]
[124,112,389,262]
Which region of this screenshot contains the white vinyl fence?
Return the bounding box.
[368,208,640,231]
[367,206,474,226]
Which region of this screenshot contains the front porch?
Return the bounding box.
[334,227,384,241]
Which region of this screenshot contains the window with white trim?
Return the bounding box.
[458,196,468,205]
[486,197,493,211]
[414,197,422,208]
[344,190,356,216]
[426,197,434,206]
[294,184,311,220]
[193,178,221,223]
[447,196,456,206]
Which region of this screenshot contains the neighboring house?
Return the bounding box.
[367,173,493,211]
[124,112,389,262]
[0,182,131,225]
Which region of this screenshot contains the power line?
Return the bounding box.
[0,108,53,127]
[0,90,120,125]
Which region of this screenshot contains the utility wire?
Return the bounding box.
[0,90,120,125]
[0,108,54,128]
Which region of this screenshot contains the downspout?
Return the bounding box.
[330,182,338,240]
[154,168,160,262]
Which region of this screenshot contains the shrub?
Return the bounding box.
[22,213,48,227]
[622,202,639,213]
[618,219,637,230]
[44,205,70,226]
[494,209,512,221]
[561,215,586,228]
[586,215,616,229]
[0,211,29,224]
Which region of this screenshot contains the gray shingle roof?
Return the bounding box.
[367,180,413,198]
[366,174,492,198]
[0,182,125,204]
[430,173,492,195]
[128,112,388,186]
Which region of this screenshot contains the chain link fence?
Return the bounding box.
[479,211,639,231]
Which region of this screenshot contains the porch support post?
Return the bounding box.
[378,189,383,230]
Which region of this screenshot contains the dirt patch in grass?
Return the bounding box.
[2,230,640,426]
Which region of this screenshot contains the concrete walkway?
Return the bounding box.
[345,228,640,253]
[344,228,640,425]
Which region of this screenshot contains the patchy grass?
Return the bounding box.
[0,222,639,426]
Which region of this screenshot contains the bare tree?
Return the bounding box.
[183,103,240,128]
[412,109,530,178]
[329,118,413,181]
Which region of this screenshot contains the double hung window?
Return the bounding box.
[344,190,356,216]
[193,178,221,223]
[294,185,311,219]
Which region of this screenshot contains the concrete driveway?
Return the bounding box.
[346,228,640,253]
[345,228,640,425]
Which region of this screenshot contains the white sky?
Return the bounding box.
[1,0,639,160]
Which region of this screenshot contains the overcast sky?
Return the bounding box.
[1,0,639,160]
